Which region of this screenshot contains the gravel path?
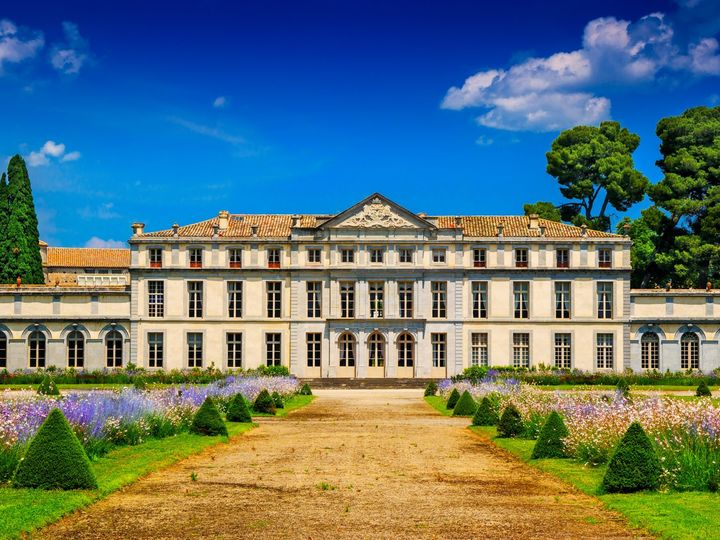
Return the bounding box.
[40,389,644,539]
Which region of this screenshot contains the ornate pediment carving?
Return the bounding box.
[335,197,417,229]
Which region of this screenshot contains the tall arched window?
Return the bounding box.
[0,332,7,368]
[106,330,123,368]
[681,332,700,369]
[640,333,660,370]
[368,332,385,368]
[28,331,46,368]
[397,333,415,368]
[67,330,85,368]
[339,333,356,367]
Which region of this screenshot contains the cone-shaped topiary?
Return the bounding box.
[226,393,253,422]
[37,375,60,396]
[299,383,313,396]
[472,396,499,426]
[190,397,228,436]
[271,391,285,409]
[531,411,569,459]
[446,388,460,409]
[497,404,524,438]
[696,380,712,397]
[253,389,276,414]
[602,421,661,493]
[452,390,477,416]
[424,381,438,397]
[13,408,97,490]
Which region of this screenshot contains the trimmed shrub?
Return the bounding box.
[424,381,438,397]
[472,396,499,426]
[446,388,460,409]
[616,378,630,398]
[497,404,524,438]
[253,389,276,414]
[271,391,285,409]
[452,390,477,416]
[13,408,98,490]
[602,422,661,493]
[226,393,253,423]
[190,398,228,436]
[133,376,147,391]
[696,380,712,397]
[37,375,60,396]
[531,411,569,459]
[299,383,313,396]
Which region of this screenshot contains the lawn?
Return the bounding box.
[250,394,314,417]
[535,384,718,392]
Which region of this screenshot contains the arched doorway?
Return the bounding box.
[396,333,415,378]
[367,332,386,378]
[337,332,357,378]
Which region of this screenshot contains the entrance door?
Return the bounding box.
[336,332,357,377]
[366,332,386,378]
[396,333,415,378]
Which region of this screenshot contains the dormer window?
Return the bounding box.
[268,248,281,269]
[189,248,203,268]
[473,248,486,268]
[556,248,569,268]
[149,248,162,268]
[229,248,242,268]
[515,248,528,268]
[598,248,612,268]
[370,247,384,264]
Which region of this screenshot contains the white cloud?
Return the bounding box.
[27,150,49,167]
[84,237,126,249]
[475,135,494,146]
[61,150,81,162]
[25,140,81,167]
[50,21,90,75]
[442,11,720,132]
[79,202,120,220]
[0,19,44,74]
[42,140,65,157]
[213,96,227,108]
[168,116,246,145]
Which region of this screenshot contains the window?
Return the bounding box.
[555,282,571,319]
[471,281,488,318]
[187,333,203,368]
[597,282,613,319]
[228,281,243,318]
[399,248,414,264]
[514,248,529,268]
[0,333,6,368]
[370,247,384,264]
[398,282,414,318]
[369,282,384,318]
[306,281,322,318]
[266,333,282,366]
[267,281,282,318]
[554,333,572,369]
[67,330,84,368]
[473,248,487,268]
[432,248,446,263]
[28,331,46,368]
[368,333,385,368]
[513,282,529,319]
[188,281,203,318]
[148,332,163,368]
[513,333,530,368]
[267,248,281,269]
[397,333,415,368]
[556,248,569,268]
[471,333,489,367]
[227,333,243,369]
[431,333,447,368]
[149,248,162,268]
[189,247,203,268]
[228,248,242,268]
[148,281,164,317]
[598,248,612,268]
[641,333,660,370]
[681,332,699,369]
[596,333,614,369]
[106,330,123,368]
[341,248,355,263]
[306,333,321,368]
[340,282,355,318]
[339,333,356,367]
[307,248,322,264]
[431,281,447,318]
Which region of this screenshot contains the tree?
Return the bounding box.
[0,173,8,279]
[545,121,649,231]
[3,155,44,284]
[523,201,562,222]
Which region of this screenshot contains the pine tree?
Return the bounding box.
[0,173,8,280]
[4,155,44,284]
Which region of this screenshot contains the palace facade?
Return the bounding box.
[0,193,717,377]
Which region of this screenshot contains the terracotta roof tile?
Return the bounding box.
[46,248,131,268]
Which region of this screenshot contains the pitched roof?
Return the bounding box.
[46,248,131,268]
[435,216,620,238]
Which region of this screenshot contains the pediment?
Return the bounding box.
[323,194,434,230]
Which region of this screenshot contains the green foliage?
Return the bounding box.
[531,411,569,459]
[523,201,562,222]
[253,389,276,414]
[37,375,60,396]
[696,381,712,397]
[226,393,253,422]
[254,365,291,377]
[446,388,460,409]
[13,408,98,490]
[452,390,477,416]
[602,422,661,493]
[497,404,524,438]
[472,396,499,426]
[133,376,147,391]
[424,381,438,396]
[456,365,489,384]
[189,398,228,436]
[299,383,313,396]
[0,173,8,278]
[616,378,630,398]
[271,391,285,409]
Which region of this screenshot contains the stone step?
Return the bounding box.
[299,378,438,389]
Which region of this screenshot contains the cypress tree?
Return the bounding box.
[4,155,44,284]
[0,173,8,280]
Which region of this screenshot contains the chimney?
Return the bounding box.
[622,222,631,237]
[707,281,712,292]
[528,214,539,230]
[212,224,220,238]
[539,225,546,237]
[291,215,301,228]
[251,224,259,237]
[580,224,588,237]
[131,222,145,236]
[454,216,462,228]
[218,210,229,230]
[497,223,504,237]
[172,223,179,237]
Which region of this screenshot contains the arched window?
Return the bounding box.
[67,330,85,368]
[0,332,7,368]
[368,333,385,368]
[397,333,415,368]
[28,331,46,368]
[339,333,356,367]
[106,330,123,368]
[681,332,699,369]
[640,333,660,370]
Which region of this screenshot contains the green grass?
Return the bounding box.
[251,394,315,417]
[536,384,718,392]
[424,395,453,416]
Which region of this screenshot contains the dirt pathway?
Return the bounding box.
[40,390,644,539]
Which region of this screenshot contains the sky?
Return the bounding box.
[1,0,719,247]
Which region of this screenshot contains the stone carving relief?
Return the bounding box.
[336,198,416,229]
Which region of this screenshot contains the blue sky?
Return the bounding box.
[1,0,719,247]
